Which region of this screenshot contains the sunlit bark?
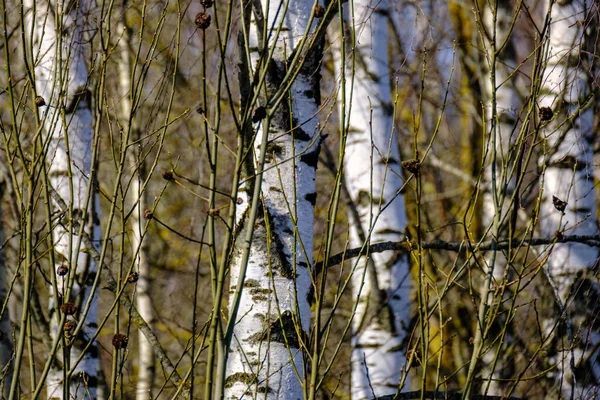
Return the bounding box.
[24,0,102,397]
[336,0,411,397]
[539,1,600,397]
[222,0,323,398]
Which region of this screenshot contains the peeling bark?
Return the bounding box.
[223,0,324,398]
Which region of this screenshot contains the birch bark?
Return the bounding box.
[24,0,102,397]
[478,1,521,394]
[117,8,156,398]
[222,0,323,398]
[337,1,411,397]
[538,1,600,397]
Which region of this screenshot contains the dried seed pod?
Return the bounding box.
[61,302,77,316]
[314,5,325,18]
[195,12,211,30]
[402,159,420,174]
[552,195,567,212]
[64,320,75,332]
[539,106,553,122]
[112,333,128,349]
[252,106,267,123]
[143,209,153,220]
[56,265,69,276]
[127,272,139,283]
[163,170,174,181]
[35,96,46,107]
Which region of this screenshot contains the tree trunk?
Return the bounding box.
[221,0,323,398]
[24,0,102,397]
[538,1,600,397]
[477,1,521,395]
[117,7,156,398]
[337,0,411,397]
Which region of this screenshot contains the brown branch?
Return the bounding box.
[316,234,600,271]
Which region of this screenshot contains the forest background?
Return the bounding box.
[0,0,599,399]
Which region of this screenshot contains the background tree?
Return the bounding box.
[538,0,600,396]
[335,0,411,397]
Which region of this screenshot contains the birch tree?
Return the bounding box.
[23,0,103,397]
[213,0,324,398]
[336,0,410,397]
[474,1,522,394]
[117,5,156,398]
[538,0,600,397]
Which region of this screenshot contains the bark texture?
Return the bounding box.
[337,0,411,397]
[25,0,102,397]
[223,0,323,398]
[117,9,156,398]
[538,1,600,397]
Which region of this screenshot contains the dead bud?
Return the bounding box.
[64,320,75,332]
[143,209,153,220]
[112,333,128,349]
[195,12,211,30]
[127,272,139,284]
[314,5,325,18]
[552,195,567,212]
[402,159,420,174]
[201,0,213,7]
[56,265,69,276]
[61,302,77,316]
[539,106,554,122]
[252,106,267,123]
[34,96,46,107]
[163,170,174,181]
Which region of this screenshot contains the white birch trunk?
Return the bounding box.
[223,0,322,398]
[479,1,521,394]
[481,0,520,280]
[25,0,102,397]
[117,12,155,399]
[337,1,410,397]
[539,1,600,397]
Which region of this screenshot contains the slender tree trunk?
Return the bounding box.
[538,1,600,397]
[222,0,323,398]
[477,1,521,394]
[117,7,155,398]
[24,0,102,397]
[336,0,411,397]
